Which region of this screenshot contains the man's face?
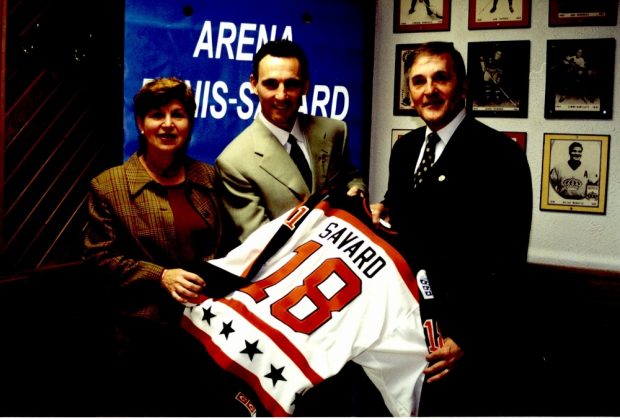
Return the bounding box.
[251,55,309,131]
[407,52,466,131]
[569,146,583,161]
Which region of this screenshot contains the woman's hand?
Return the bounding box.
[161,268,206,303]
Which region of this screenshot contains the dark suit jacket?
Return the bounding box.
[216,113,366,241]
[384,116,532,353]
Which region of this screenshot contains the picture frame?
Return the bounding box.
[549,0,618,27]
[394,43,421,116]
[391,129,411,147]
[466,40,530,118]
[468,0,531,29]
[503,131,527,151]
[394,0,451,32]
[544,38,615,120]
[540,133,609,214]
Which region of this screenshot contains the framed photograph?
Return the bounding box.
[544,38,615,119]
[503,131,527,151]
[394,0,451,32]
[466,40,530,118]
[549,0,618,26]
[540,133,609,214]
[392,129,411,147]
[394,43,421,116]
[468,0,531,29]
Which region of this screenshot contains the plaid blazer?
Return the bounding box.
[83,153,235,324]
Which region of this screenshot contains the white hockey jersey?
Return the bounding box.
[181,192,442,416]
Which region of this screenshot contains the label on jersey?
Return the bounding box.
[416,269,434,300]
[235,392,257,417]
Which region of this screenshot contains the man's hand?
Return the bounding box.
[370,202,390,228]
[161,268,206,303]
[424,337,464,383]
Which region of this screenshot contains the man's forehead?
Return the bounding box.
[257,57,302,78]
[415,51,451,63]
[411,53,452,72]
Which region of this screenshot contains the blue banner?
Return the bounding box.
[124,0,371,171]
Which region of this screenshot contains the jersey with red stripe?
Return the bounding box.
[181,192,442,416]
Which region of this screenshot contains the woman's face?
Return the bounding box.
[137,99,191,155]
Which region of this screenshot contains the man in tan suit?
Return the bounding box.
[216,39,366,242]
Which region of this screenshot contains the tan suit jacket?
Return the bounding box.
[216,113,366,241]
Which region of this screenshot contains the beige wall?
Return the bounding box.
[368,1,620,271]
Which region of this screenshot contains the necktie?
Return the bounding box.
[413,132,440,189]
[288,134,312,188]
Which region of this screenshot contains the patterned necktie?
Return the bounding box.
[413,132,440,189]
[288,134,312,188]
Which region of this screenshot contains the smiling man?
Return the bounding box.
[216,39,365,242]
[370,42,542,416]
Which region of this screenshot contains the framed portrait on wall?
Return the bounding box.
[544,38,615,119]
[391,129,411,147]
[394,43,421,116]
[466,40,530,118]
[394,0,451,32]
[503,131,527,151]
[468,0,531,29]
[540,133,609,214]
[549,0,618,26]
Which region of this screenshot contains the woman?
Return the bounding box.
[83,77,243,415]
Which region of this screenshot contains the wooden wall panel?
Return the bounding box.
[1,0,124,275]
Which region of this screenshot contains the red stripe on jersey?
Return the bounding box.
[221,298,324,385]
[180,316,290,416]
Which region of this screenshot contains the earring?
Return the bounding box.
[140,130,144,134]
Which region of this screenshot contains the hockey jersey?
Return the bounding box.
[181,190,442,417]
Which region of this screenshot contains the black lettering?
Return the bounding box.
[319,222,338,239]
[342,239,363,258]
[326,226,346,244]
[363,257,387,278]
[353,247,377,270]
[338,231,359,249]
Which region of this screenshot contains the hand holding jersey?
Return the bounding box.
[181,189,443,416]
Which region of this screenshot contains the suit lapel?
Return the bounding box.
[251,119,309,195]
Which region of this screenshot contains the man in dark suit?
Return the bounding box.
[216,39,366,242]
[371,42,544,416]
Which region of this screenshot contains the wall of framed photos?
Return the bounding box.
[368,0,619,271]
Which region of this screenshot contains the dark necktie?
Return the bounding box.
[288,134,312,188]
[413,132,440,189]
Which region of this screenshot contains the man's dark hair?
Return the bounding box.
[405,42,468,88]
[252,39,309,80]
[569,142,583,153]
